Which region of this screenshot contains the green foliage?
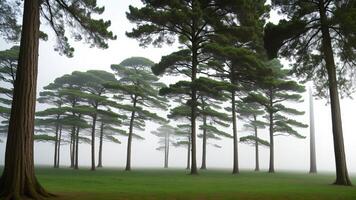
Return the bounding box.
[245,59,307,138]
[265,0,356,98]
[0,1,20,41]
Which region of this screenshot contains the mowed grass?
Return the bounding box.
[3,167,356,200]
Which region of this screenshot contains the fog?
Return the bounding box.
[1,0,356,174]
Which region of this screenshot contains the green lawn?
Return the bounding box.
[3,167,356,199]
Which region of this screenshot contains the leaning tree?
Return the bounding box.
[0,0,116,198]
[264,0,356,185]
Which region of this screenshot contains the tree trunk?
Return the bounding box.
[231,91,239,174]
[190,40,198,175]
[186,136,191,170]
[57,125,62,168]
[167,133,170,168]
[0,0,52,198]
[319,2,351,185]
[125,97,137,171]
[91,113,97,171]
[74,125,80,170]
[268,110,275,173]
[201,114,207,170]
[97,122,104,168]
[254,115,260,172]
[309,86,317,174]
[54,114,60,168]
[70,126,75,168]
[164,132,168,168]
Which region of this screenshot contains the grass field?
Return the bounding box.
[3,167,356,200]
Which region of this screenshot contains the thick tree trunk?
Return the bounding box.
[231,91,239,174]
[74,125,80,170]
[254,115,260,172]
[201,115,207,170]
[54,115,60,168]
[187,136,191,170]
[190,41,198,175]
[97,122,104,168]
[57,125,62,168]
[319,2,351,185]
[309,86,317,174]
[91,113,97,171]
[0,0,52,198]
[126,97,137,171]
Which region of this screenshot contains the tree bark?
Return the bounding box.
[70,126,75,168]
[309,86,317,174]
[54,114,60,168]
[74,125,80,170]
[164,132,168,168]
[190,40,198,175]
[125,97,137,171]
[57,125,62,168]
[231,90,239,174]
[97,122,104,168]
[268,90,275,173]
[186,136,191,170]
[91,113,97,171]
[254,115,260,172]
[200,114,207,170]
[318,1,351,185]
[0,0,52,198]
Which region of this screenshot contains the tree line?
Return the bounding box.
[0,0,355,199]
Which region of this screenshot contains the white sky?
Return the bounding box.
[1,0,356,174]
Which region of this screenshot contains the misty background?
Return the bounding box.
[1,0,356,173]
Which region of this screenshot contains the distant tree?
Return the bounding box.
[106,57,167,171]
[264,0,356,185]
[0,46,19,136]
[96,109,125,168]
[237,101,269,171]
[0,0,116,197]
[245,59,307,173]
[198,97,231,170]
[173,123,192,170]
[151,124,177,168]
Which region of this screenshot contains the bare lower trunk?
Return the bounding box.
[126,97,137,171]
[97,122,104,168]
[309,86,317,174]
[254,116,260,172]
[200,115,207,170]
[70,126,75,168]
[91,114,97,171]
[74,125,80,170]
[0,0,52,198]
[54,115,60,168]
[187,136,191,169]
[190,41,198,175]
[269,111,274,173]
[319,2,351,185]
[231,91,239,174]
[164,132,168,168]
[57,125,62,168]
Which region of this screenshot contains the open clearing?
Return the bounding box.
[6,167,356,200]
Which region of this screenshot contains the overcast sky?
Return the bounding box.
[1,0,356,173]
